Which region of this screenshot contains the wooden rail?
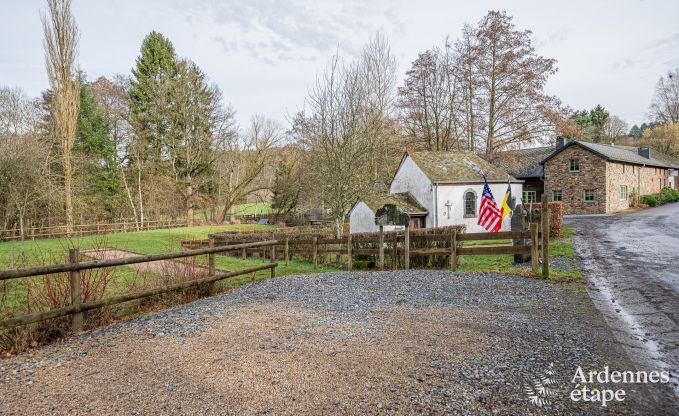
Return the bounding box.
[202,220,550,277]
[0,240,278,331]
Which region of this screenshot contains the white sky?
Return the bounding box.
[2,0,678,130]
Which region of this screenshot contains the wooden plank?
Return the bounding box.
[450,229,457,271]
[531,223,539,274]
[69,249,83,334]
[410,248,453,256]
[404,225,410,270]
[378,226,384,271]
[0,240,278,281]
[312,237,318,270]
[541,194,550,279]
[457,245,531,255]
[0,263,277,330]
[208,238,217,295]
[284,238,289,267]
[457,231,530,241]
[347,234,353,271]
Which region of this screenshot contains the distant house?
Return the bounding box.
[349,152,523,234]
[496,137,679,215]
[542,140,678,214]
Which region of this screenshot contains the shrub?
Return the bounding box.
[532,202,564,237]
[659,187,679,203]
[641,195,658,207]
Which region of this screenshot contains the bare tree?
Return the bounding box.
[296,34,399,236]
[473,11,563,157]
[604,115,629,141]
[398,40,461,151]
[42,0,80,235]
[216,114,278,223]
[649,68,679,125]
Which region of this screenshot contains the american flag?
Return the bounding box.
[477,177,503,232]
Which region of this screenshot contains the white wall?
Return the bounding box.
[389,156,435,227]
[434,183,523,233]
[348,202,402,234]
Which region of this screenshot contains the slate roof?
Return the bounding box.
[542,141,674,168]
[493,146,555,178]
[406,151,518,183]
[615,145,679,169]
[358,192,428,214]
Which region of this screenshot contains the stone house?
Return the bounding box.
[349,152,523,234]
[542,140,677,214]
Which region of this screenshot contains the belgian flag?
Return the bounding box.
[500,181,514,221]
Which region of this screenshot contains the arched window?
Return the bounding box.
[463,189,477,218]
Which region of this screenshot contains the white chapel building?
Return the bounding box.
[349,152,523,234]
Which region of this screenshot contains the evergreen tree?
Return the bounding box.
[129,31,177,168]
[629,124,642,138]
[76,76,122,219]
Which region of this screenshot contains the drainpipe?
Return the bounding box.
[637,164,644,205]
[433,184,438,228]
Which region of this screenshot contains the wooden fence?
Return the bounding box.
[195,201,552,277]
[0,240,278,332]
[0,219,193,242]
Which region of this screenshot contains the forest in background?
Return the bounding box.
[1,1,678,238]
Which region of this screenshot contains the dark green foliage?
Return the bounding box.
[641,195,658,207]
[129,31,178,165]
[75,75,122,219]
[629,125,642,138]
[641,188,679,207]
[570,104,610,142]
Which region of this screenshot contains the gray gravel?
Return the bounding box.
[1,271,673,415]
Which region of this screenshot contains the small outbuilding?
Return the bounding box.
[348,192,427,234]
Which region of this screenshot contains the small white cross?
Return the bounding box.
[444,200,452,219]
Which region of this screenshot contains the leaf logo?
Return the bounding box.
[525,363,556,407]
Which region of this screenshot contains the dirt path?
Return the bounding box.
[79,248,220,277]
[1,271,671,415]
[568,203,679,408]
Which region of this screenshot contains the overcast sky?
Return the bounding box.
[2,0,678,130]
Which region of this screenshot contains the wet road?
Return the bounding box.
[568,203,679,408]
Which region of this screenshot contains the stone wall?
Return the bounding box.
[544,144,671,214]
[544,145,607,214]
[606,163,669,212]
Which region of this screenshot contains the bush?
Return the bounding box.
[641,195,658,207]
[659,187,679,203]
[532,202,564,237]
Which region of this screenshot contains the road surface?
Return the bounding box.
[568,203,679,408]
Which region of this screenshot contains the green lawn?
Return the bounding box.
[455,225,582,281]
[232,202,273,216]
[0,223,579,314]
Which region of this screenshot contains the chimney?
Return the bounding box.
[638,147,651,159]
[556,136,567,149]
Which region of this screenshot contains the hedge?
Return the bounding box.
[531,202,564,237]
[641,187,679,207]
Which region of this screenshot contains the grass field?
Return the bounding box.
[0,223,579,313]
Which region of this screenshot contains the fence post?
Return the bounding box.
[241,247,247,259]
[404,224,410,270]
[450,229,457,271]
[541,195,550,278]
[530,222,539,275]
[312,237,318,270]
[69,249,83,333]
[378,226,384,271]
[347,234,353,271]
[284,237,289,267]
[392,234,398,270]
[208,238,217,294]
[270,243,276,278]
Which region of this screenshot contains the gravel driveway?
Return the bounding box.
[568,203,679,409]
[0,271,673,415]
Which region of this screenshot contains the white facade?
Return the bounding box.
[431,183,523,232]
[388,154,523,233]
[389,156,435,227]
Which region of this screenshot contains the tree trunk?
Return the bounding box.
[186,183,194,227]
[64,151,74,236]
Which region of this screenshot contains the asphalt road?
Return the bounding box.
[568,203,679,409]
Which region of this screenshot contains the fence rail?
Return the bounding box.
[197,215,550,276]
[0,240,278,331]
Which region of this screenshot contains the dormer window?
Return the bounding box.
[569,159,580,172]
